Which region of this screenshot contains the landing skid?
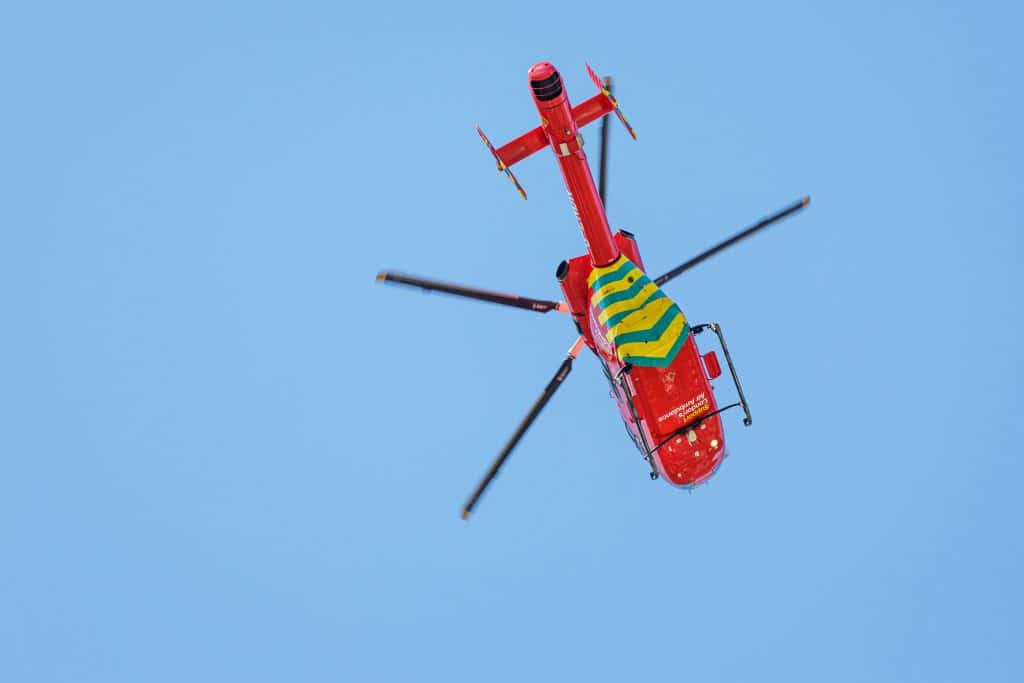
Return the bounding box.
[691,322,752,426]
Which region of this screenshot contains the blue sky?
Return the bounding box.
[2,1,1021,681]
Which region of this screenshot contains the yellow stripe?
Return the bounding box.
[616,312,687,361]
[597,282,658,326]
[586,255,629,286]
[591,268,645,301]
[607,295,675,336]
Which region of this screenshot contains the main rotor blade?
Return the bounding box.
[598,76,612,206]
[653,196,811,287]
[462,338,586,519]
[377,271,567,314]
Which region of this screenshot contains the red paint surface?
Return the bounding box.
[528,62,620,267]
[566,257,727,488]
[490,62,734,487]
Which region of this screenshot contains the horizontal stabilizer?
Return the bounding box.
[492,93,614,168]
[494,127,547,168]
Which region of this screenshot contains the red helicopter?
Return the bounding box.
[377,61,809,518]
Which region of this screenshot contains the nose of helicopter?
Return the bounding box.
[654,419,729,489]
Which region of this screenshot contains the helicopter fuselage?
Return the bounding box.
[522,61,728,486]
[378,59,810,515]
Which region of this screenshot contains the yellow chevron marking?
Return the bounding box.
[608,295,676,337]
[597,282,659,326]
[616,311,687,360]
[587,254,690,366]
[591,267,645,300]
[586,255,628,285]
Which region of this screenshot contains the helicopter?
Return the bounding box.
[377,61,809,518]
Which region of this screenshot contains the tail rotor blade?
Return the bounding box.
[654,196,811,287]
[462,338,586,519]
[586,63,637,141]
[377,271,568,314]
[476,125,528,200]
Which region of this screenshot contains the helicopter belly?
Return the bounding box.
[586,256,728,487]
[605,338,727,488]
[629,337,728,488]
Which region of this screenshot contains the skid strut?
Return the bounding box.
[614,364,660,480]
[692,322,752,426]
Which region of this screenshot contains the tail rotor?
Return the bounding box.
[586,62,637,141]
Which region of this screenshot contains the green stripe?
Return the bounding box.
[611,304,683,346]
[589,259,635,291]
[621,323,690,368]
[593,274,652,309]
[604,290,666,328]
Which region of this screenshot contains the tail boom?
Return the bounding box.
[528,61,620,267]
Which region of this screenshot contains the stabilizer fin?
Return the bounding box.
[476,125,528,200]
[585,63,637,140]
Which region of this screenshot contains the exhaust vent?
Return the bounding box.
[530,70,563,102]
